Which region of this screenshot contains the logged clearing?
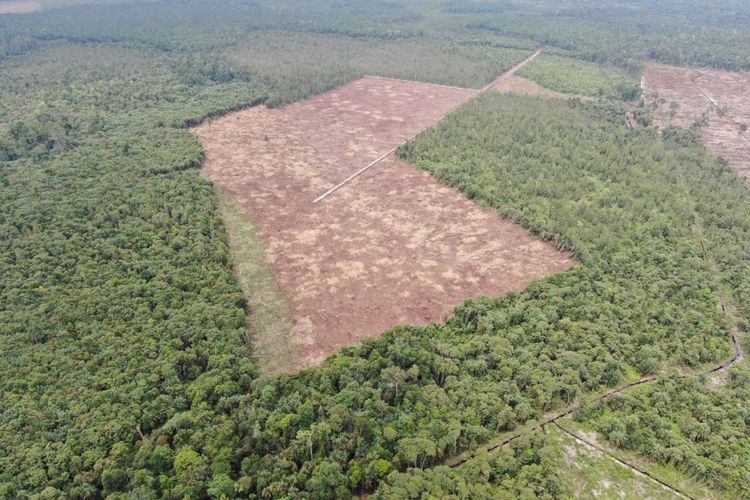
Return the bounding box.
[0,0,40,13]
[193,76,572,369]
[494,74,592,100]
[643,63,750,179]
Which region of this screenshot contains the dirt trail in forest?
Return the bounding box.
[480,47,543,92]
[448,195,743,482]
[549,421,695,500]
[448,320,742,469]
[448,294,742,498]
[312,48,543,204]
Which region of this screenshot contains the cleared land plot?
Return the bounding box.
[0,0,40,13]
[192,77,572,369]
[644,63,750,179]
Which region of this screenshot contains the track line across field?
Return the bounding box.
[550,421,695,500]
[311,48,543,204]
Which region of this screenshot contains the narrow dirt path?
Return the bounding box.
[448,151,745,490]
[690,72,720,108]
[549,421,695,500]
[312,48,543,204]
[479,47,543,92]
[447,305,743,469]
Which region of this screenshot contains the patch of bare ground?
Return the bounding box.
[192,76,573,370]
[0,0,40,13]
[643,63,750,180]
[494,74,592,101]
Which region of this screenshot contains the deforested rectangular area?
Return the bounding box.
[192,76,573,369]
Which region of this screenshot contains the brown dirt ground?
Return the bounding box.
[192,76,573,369]
[494,74,592,101]
[643,63,750,179]
[0,0,40,13]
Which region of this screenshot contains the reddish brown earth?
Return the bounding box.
[192,76,573,369]
[643,63,750,179]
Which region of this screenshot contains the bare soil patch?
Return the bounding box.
[494,74,592,101]
[643,63,750,179]
[0,0,40,13]
[193,76,573,369]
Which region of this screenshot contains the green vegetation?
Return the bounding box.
[545,417,721,499]
[575,366,750,497]
[374,433,565,499]
[216,192,295,373]
[0,148,254,497]
[518,54,640,100]
[545,423,690,499]
[227,31,529,102]
[3,0,750,497]
[467,0,750,72]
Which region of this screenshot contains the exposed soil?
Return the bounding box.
[0,0,40,13]
[193,76,573,369]
[643,63,750,179]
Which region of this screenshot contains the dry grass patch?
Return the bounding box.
[216,190,295,373]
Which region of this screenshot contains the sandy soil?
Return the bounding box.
[643,63,750,179]
[0,0,40,13]
[193,76,573,369]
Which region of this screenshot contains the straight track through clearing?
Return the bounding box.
[311,48,543,204]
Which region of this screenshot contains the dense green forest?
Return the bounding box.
[398,94,750,498]
[575,368,750,494]
[466,0,750,72]
[517,54,640,100]
[2,0,750,498]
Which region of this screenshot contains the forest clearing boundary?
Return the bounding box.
[311,48,543,204]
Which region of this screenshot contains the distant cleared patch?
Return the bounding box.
[643,63,750,179]
[0,0,40,13]
[494,74,592,100]
[192,77,572,369]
